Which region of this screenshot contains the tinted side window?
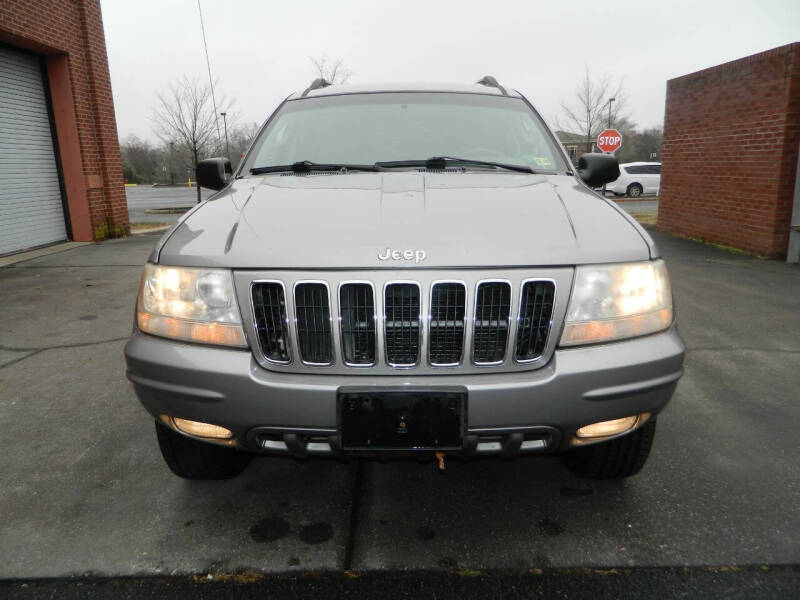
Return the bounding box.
[652,164,661,174]
[626,165,646,175]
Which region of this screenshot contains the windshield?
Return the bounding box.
[244,92,567,173]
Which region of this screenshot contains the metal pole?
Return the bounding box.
[607,97,615,128]
[168,141,175,185]
[602,97,616,197]
[220,112,230,158]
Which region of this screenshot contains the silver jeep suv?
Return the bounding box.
[124,78,685,480]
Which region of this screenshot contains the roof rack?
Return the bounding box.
[476,75,508,96]
[301,78,332,97]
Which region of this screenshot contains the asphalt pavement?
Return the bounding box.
[0,229,798,596]
[124,186,658,225]
[617,199,658,215]
[126,186,211,224]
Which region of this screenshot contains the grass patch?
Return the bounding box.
[629,212,658,227]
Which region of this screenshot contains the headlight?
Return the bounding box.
[560,259,672,346]
[136,264,247,347]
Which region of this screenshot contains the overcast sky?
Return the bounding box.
[101,0,800,143]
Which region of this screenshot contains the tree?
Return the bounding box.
[634,126,663,161]
[616,126,663,163]
[152,75,230,202]
[309,56,353,84]
[559,66,628,154]
[228,121,261,168]
[120,134,163,184]
[610,115,638,162]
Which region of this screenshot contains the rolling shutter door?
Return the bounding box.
[0,45,67,255]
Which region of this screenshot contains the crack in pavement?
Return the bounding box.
[0,350,42,369]
[0,338,128,370]
[342,461,365,572]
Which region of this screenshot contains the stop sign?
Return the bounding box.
[596,129,622,153]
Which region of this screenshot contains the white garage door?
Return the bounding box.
[0,45,67,256]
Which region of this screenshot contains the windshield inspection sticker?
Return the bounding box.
[533,156,553,169]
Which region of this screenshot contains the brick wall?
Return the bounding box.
[0,0,128,241]
[659,42,800,258]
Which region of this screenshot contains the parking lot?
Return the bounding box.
[126,186,211,224]
[1,229,798,595]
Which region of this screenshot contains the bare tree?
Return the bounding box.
[617,125,663,163]
[120,135,163,184]
[309,56,353,84]
[228,121,261,168]
[559,66,628,154]
[152,75,230,202]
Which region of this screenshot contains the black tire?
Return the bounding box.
[155,421,252,480]
[626,183,643,198]
[561,419,656,479]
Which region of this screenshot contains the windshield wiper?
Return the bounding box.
[375,156,536,174]
[250,161,383,175]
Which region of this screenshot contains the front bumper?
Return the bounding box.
[124,325,685,458]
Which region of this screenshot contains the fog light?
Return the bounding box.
[173,417,233,439]
[576,415,638,438]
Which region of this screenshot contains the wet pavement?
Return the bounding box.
[0,229,798,594]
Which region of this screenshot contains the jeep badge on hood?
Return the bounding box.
[378,247,428,263]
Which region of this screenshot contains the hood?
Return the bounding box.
[156,172,653,269]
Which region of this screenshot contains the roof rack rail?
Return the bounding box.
[301,78,332,97]
[476,75,508,96]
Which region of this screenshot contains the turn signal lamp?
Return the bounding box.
[575,415,639,439]
[173,417,233,439]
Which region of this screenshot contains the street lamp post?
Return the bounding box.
[602,97,616,197]
[168,141,175,185]
[220,111,230,159]
[607,97,615,128]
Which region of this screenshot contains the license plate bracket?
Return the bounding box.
[338,387,467,451]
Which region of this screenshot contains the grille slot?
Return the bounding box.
[515,280,556,362]
[472,281,512,364]
[294,283,333,365]
[339,283,376,366]
[251,282,291,363]
[429,282,466,366]
[384,283,421,366]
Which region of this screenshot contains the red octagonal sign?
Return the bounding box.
[596,129,622,153]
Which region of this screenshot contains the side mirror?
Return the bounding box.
[196,158,233,191]
[576,153,620,187]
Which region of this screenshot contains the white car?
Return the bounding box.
[608,162,661,198]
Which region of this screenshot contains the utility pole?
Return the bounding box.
[220,111,230,158]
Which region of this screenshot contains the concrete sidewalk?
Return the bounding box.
[0,231,799,579]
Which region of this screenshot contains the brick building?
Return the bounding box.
[556,130,596,165]
[0,0,128,256]
[658,43,800,259]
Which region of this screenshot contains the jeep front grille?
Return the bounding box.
[429,282,466,366]
[248,275,558,372]
[251,281,291,363]
[472,281,512,365]
[294,282,333,365]
[515,280,556,362]
[384,282,421,366]
[339,283,376,366]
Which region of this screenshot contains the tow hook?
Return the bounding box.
[435,452,446,472]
